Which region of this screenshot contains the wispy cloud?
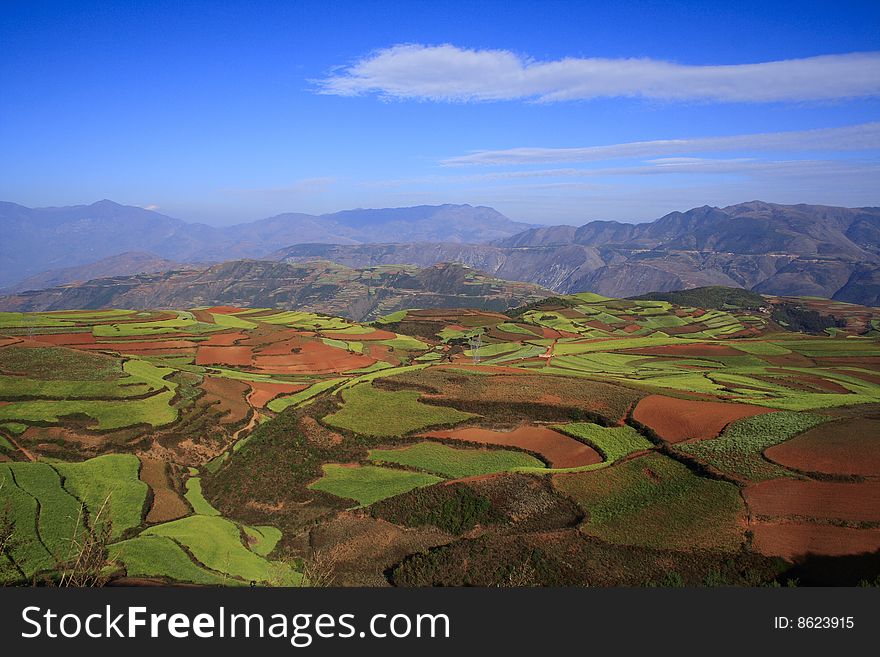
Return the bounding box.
[442,122,880,165]
[316,44,880,103]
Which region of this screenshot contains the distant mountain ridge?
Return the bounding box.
[274,202,880,305]
[4,199,880,306]
[0,260,551,321]
[0,200,534,288]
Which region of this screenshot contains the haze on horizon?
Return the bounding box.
[1,0,879,226]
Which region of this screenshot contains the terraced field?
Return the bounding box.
[1,291,879,586]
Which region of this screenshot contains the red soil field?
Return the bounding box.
[246,381,309,408]
[0,337,21,348]
[201,376,251,424]
[80,340,198,354]
[750,522,880,560]
[831,368,880,385]
[253,341,374,374]
[365,343,400,365]
[764,418,880,476]
[31,332,97,346]
[541,328,562,339]
[744,479,880,523]
[422,425,602,468]
[322,329,397,341]
[623,343,741,357]
[205,306,247,314]
[201,331,248,346]
[762,353,816,368]
[632,394,773,443]
[195,345,254,367]
[139,457,188,523]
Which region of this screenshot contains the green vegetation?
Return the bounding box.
[184,477,220,516]
[6,462,83,560]
[108,535,229,585]
[771,303,846,334]
[143,515,280,582]
[677,411,830,480]
[308,464,442,506]
[0,345,122,380]
[242,525,282,557]
[267,377,346,412]
[370,484,494,534]
[554,452,745,552]
[323,383,475,437]
[369,442,543,478]
[630,286,765,310]
[53,454,148,539]
[555,423,654,463]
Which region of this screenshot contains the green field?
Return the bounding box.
[323,383,475,437]
[554,452,745,552]
[143,515,294,583]
[109,535,230,585]
[53,454,148,539]
[676,411,831,480]
[184,477,220,516]
[308,463,442,506]
[368,441,544,478]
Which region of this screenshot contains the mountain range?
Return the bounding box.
[2,199,879,307]
[0,200,532,288]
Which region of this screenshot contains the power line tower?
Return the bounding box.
[468,333,483,365]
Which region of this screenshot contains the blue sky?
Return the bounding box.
[1,0,879,225]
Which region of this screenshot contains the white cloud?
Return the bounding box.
[316,44,880,104]
[442,122,880,165]
[143,204,160,211]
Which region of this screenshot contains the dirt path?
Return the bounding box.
[5,433,35,461]
[232,411,261,444]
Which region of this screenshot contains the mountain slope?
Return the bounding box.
[0,260,552,321]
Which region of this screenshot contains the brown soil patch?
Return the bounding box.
[31,332,97,346]
[139,457,188,523]
[365,343,401,365]
[322,329,397,341]
[201,376,251,424]
[205,306,247,314]
[246,381,309,408]
[202,331,248,346]
[830,369,880,386]
[79,340,198,353]
[744,479,880,523]
[541,328,561,339]
[762,353,816,368]
[632,394,773,443]
[422,425,602,468]
[196,345,254,366]
[253,340,374,374]
[750,522,880,560]
[815,356,880,368]
[622,343,740,357]
[764,418,880,476]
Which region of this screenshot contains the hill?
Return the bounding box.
[0,260,551,321]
